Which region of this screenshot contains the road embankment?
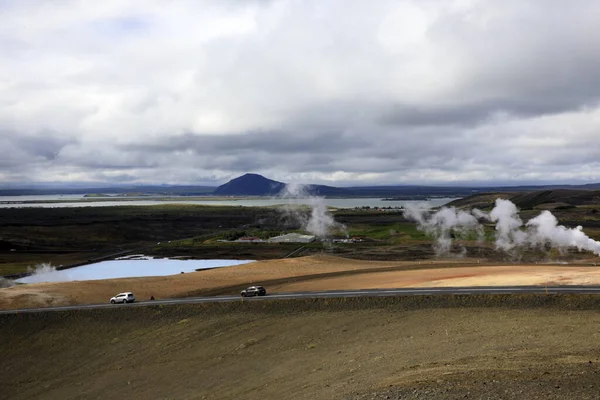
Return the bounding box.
[4,254,600,310]
[3,293,600,321]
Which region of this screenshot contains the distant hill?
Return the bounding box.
[447,189,600,209]
[213,173,352,196]
[213,173,286,196]
[4,174,600,199]
[213,174,600,198]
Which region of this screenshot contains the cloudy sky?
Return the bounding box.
[2,0,600,187]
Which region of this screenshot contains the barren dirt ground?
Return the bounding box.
[2,301,600,400]
[3,255,600,310]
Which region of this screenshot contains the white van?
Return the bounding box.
[110,292,135,304]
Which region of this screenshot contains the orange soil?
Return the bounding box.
[2,255,600,310]
[270,265,600,292]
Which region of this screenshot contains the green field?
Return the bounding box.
[3,194,600,275]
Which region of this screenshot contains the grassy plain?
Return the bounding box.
[0,205,425,275]
[0,205,299,275]
[3,198,600,275]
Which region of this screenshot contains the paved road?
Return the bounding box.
[2,285,600,315]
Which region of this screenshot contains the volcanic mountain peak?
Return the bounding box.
[214,173,285,196]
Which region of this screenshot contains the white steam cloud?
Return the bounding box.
[0,277,15,288]
[526,211,600,255]
[404,204,483,255]
[476,199,528,252]
[405,198,600,257]
[280,183,346,239]
[16,263,70,284]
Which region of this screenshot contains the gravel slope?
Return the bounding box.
[2,300,600,399]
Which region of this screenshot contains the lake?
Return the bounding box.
[0,196,458,209]
[15,258,254,284]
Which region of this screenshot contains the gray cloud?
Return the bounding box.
[123,130,367,154]
[2,0,600,186]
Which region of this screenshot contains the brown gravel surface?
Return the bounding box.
[3,255,600,310]
[348,365,600,400]
[270,264,600,293]
[0,255,403,309]
[2,300,600,399]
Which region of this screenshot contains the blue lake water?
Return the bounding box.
[0,196,458,209]
[15,258,254,284]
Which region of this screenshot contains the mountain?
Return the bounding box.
[213,174,600,198]
[5,173,600,198]
[214,173,357,196]
[213,173,286,196]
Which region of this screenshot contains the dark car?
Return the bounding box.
[240,286,267,297]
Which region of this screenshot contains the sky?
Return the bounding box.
[2,0,600,187]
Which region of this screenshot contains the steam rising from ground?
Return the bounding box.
[280,183,346,239]
[527,211,600,255]
[476,199,527,252]
[0,277,15,288]
[405,198,600,257]
[404,205,483,255]
[20,263,70,283]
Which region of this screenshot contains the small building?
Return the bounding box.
[268,233,316,243]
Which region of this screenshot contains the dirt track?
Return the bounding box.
[3,255,600,310]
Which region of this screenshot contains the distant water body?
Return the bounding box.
[15,258,254,284]
[0,195,458,209]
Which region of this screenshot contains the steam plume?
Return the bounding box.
[17,263,69,284]
[404,204,483,255]
[280,183,346,239]
[0,277,14,288]
[526,211,600,255]
[405,198,600,257]
[478,199,528,251]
